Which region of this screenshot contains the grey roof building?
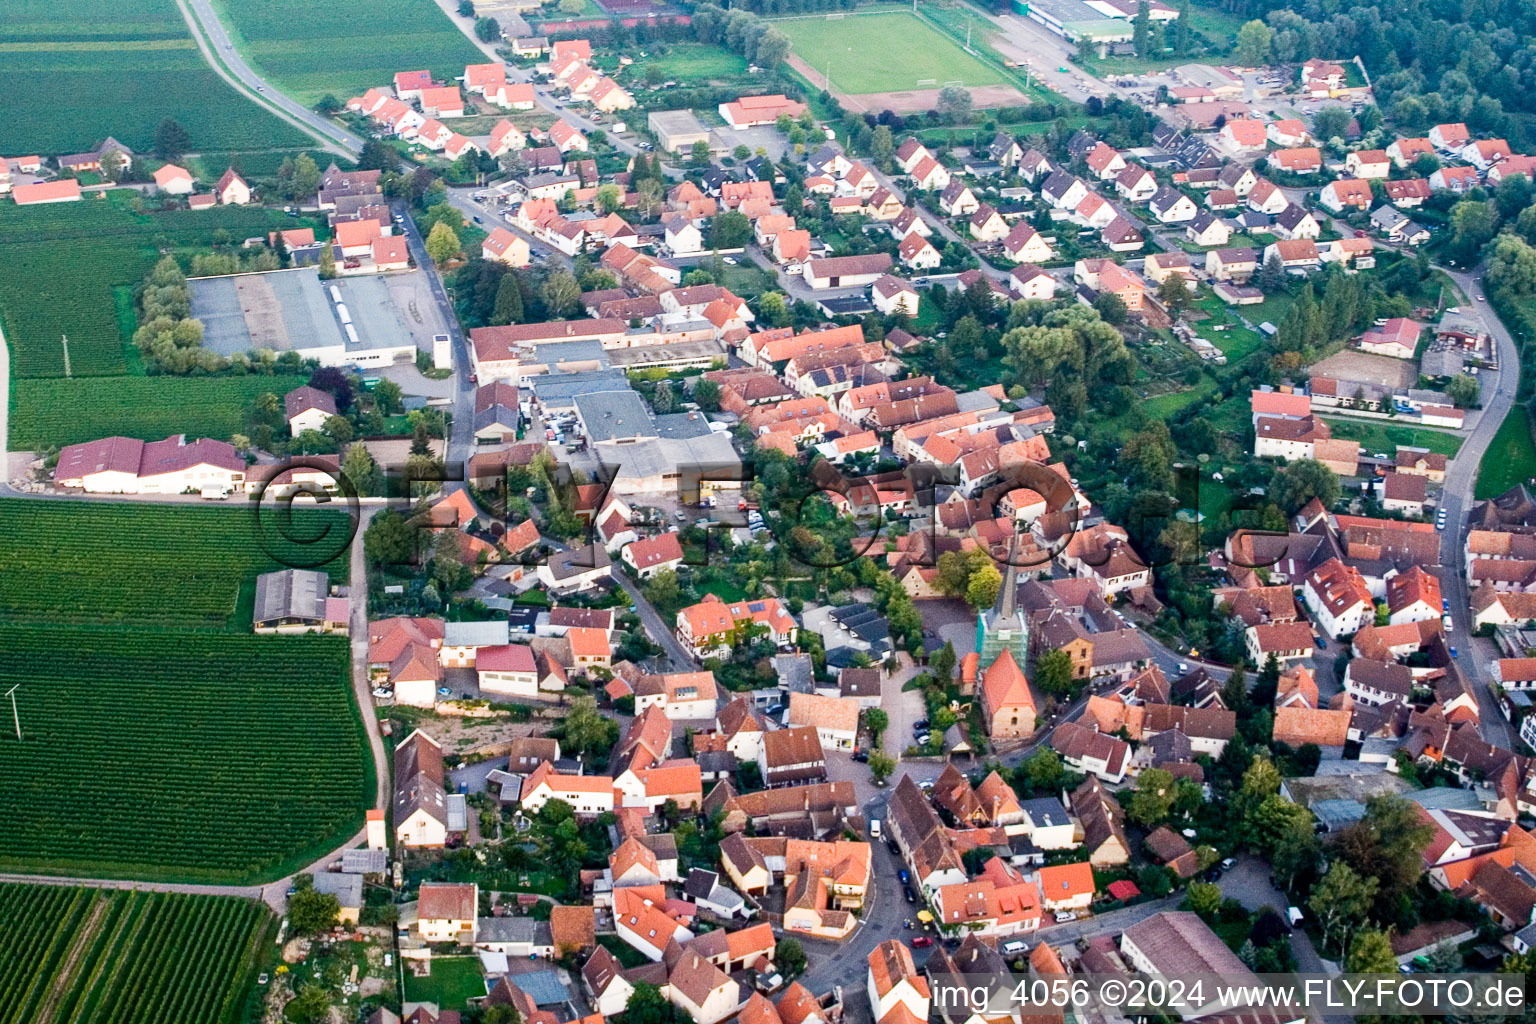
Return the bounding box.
[574,389,658,443]
[253,569,343,632]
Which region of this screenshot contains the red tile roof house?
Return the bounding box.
[54,435,245,495]
[1319,178,1373,213]
[718,94,806,129]
[13,179,82,205]
[622,533,685,579]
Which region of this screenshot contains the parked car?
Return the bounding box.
[903,886,916,903]
[1220,857,1237,870]
[886,838,901,856]
[1053,911,1077,923]
[912,936,933,948]
[852,750,869,763]
[898,868,911,884]
[1450,646,1459,658]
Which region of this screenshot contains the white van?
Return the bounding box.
[1002,940,1027,956]
[870,819,882,839]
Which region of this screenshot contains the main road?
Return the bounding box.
[1436,267,1519,748]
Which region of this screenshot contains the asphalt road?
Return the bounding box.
[179,0,363,157]
[1437,267,1518,748]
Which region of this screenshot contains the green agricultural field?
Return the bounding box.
[211,0,485,104]
[0,192,314,378]
[10,375,310,450]
[1320,417,1465,458]
[0,884,267,1024]
[0,498,351,629]
[0,0,309,155]
[776,12,1004,94]
[1477,406,1536,498]
[0,626,368,882]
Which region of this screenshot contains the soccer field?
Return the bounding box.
[776,12,1005,94]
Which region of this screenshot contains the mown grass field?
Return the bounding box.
[1477,406,1536,498]
[0,498,351,629]
[640,43,749,83]
[776,12,1004,94]
[0,193,314,379]
[10,375,309,450]
[0,0,309,154]
[211,0,485,104]
[0,884,268,1024]
[1320,417,1465,457]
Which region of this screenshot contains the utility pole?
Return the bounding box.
[4,685,19,741]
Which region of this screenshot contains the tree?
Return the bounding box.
[936,86,973,123]
[693,378,722,411]
[868,750,896,784]
[710,210,752,249]
[596,183,623,214]
[288,882,340,935]
[564,695,613,755]
[1445,373,1480,408]
[342,443,383,495]
[542,270,581,317]
[100,149,126,183]
[1172,0,1191,54]
[358,140,401,172]
[1233,20,1273,66]
[1157,274,1192,313]
[643,569,680,609]
[322,415,354,447]
[1449,199,1497,260]
[1035,648,1075,696]
[153,117,192,160]
[871,125,894,169]
[1257,251,1287,294]
[652,380,677,414]
[1309,861,1377,953]
[1310,105,1352,143]
[1093,291,1128,325]
[1133,0,1151,56]
[285,984,332,1024]
[965,562,1003,610]
[1270,459,1341,513]
[1487,234,1536,294]
[624,983,689,1024]
[492,272,524,325]
[1127,767,1176,827]
[1346,930,1398,974]
[475,15,500,40]
[425,221,462,263]
[1335,794,1435,905]
[1018,748,1065,794]
[484,1006,524,1024]
[691,139,712,165]
[776,938,808,977]
[318,242,337,280]
[862,708,889,745]
[1185,880,1223,917]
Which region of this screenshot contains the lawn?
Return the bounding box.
[776,12,1004,94]
[211,0,486,104]
[0,498,351,629]
[10,374,309,450]
[404,956,489,1012]
[641,43,749,83]
[1320,417,1465,458]
[0,0,310,154]
[1476,406,1536,498]
[0,885,269,1024]
[718,262,778,300]
[0,192,317,378]
[1144,376,1219,417]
